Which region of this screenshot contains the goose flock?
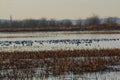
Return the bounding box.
[0,38,119,51]
[0,38,119,46]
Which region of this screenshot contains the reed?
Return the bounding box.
[0,49,120,79]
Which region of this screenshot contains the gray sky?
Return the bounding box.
[0,0,120,20]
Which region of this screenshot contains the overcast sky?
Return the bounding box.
[0,0,120,20]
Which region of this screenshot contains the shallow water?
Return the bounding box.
[0,31,120,79]
[0,31,120,52]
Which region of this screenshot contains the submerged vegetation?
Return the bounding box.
[0,49,120,79]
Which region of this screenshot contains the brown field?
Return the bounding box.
[0,49,120,79]
[0,25,120,33]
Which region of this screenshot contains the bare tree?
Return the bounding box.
[62,20,72,27]
[23,19,39,27]
[105,17,117,25]
[76,19,82,26]
[39,18,48,27]
[48,19,56,27]
[84,15,100,26]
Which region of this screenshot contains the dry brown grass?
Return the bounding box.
[0,49,120,79]
[0,49,120,69]
[0,25,120,32]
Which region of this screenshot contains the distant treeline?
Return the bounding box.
[0,15,120,31]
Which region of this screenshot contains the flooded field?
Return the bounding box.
[0,31,120,52]
[0,31,120,80]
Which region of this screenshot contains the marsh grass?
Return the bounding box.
[0,49,120,79]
